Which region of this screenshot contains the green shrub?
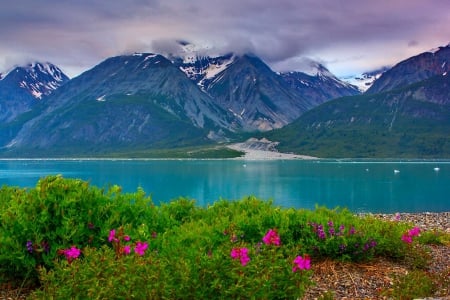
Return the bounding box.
[0,175,155,282]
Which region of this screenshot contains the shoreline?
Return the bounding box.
[361,211,450,233]
[227,143,318,160]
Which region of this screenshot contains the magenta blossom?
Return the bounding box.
[262,229,281,246]
[108,229,118,243]
[123,235,131,241]
[64,246,81,263]
[408,227,421,237]
[401,234,413,244]
[292,255,311,272]
[134,241,148,256]
[123,245,131,255]
[231,247,250,266]
[401,226,421,244]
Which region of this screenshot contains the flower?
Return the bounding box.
[408,227,421,237]
[401,234,413,244]
[231,247,250,266]
[108,229,118,243]
[134,241,148,256]
[349,226,356,235]
[401,227,421,244]
[64,246,81,263]
[262,229,281,246]
[293,255,311,272]
[123,235,131,241]
[123,245,131,255]
[26,240,33,253]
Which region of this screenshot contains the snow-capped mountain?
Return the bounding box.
[174,53,236,91]
[280,61,360,103]
[1,62,69,99]
[3,53,236,153]
[341,67,390,92]
[0,61,69,122]
[173,50,360,131]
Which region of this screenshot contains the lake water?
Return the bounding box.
[0,159,449,213]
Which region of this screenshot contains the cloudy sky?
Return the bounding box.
[0,0,449,78]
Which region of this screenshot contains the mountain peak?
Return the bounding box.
[3,61,70,99]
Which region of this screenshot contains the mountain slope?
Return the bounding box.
[266,74,450,158]
[280,61,360,103]
[367,44,450,94]
[194,54,317,131]
[0,62,69,122]
[3,53,234,155]
[176,53,360,132]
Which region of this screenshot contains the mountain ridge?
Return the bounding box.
[1,43,449,157]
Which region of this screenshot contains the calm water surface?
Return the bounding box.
[1,159,449,213]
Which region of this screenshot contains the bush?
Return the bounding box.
[0,176,446,298]
[0,175,155,282]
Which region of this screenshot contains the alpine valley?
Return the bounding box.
[0,43,449,158]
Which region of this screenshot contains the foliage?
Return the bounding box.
[0,176,447,298]
[382,270,436,299]
[0,175,155,282]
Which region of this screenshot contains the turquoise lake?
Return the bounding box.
[0,159,449,213]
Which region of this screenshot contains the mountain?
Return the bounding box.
[174,52,360,131]
[279,61,360,103]
[0,62,69,122]
[2,53,234,155]
[367,44,450,94]
[198,54,320,131]
[265,73,450,158]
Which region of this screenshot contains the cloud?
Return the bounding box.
[0,0,449,77]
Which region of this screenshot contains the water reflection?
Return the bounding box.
[0,159,449,213]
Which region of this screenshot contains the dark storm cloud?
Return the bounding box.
[0,0,448,77]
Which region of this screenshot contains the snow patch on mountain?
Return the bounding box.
[12,62,70,99]
[341,67,389,92]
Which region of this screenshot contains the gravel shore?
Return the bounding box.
[363,211,450,233]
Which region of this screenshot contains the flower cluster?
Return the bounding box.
[401,226,421,244]
[292,255,311,272]
[25,240,50,255]
[63,246,81,263]
[230,247,250,266]
[262,229,281,246]
[108,228,149,257]
[230,229,312,273]
[310,221,350,239]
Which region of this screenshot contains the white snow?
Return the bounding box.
[341,71,385,92]
[96,95,106,102]
[428,47,441,54]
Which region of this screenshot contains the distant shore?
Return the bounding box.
[227,142,317,160]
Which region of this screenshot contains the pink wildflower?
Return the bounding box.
[408,227,421,237]
[262,229,281,246]
[401,227,421,244]
[134,241,148,256]
[108,229,118,243]
[401,233,413,244]
[123,245,131,255]
[123,235,131,241]
[64,246,81,263]
[230,247,250,266]
[292,255,311,272]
